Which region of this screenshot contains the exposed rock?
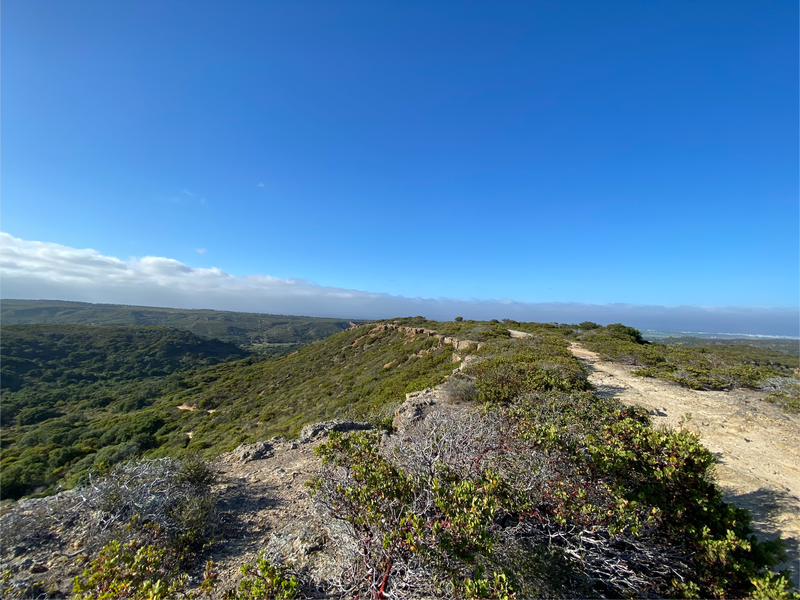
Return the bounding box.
[393,387,450,433]
[221,441,274,463]
[454,340,476,351]
[461,355,480,369]
[299,420,372,443]
[508,329,534,339]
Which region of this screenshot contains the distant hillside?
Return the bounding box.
[0,299,358,349]
[0,324,248,394]
[0,322,456,499]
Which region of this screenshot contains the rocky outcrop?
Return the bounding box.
[299,420,372,442]
[368,323,483,352]
[221,441,275,463]
[508,329,534,339]
[392,387,450,434]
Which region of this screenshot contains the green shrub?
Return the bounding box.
[762,378,800,413]
[307,385,797,599]
[223,551,299,600]
[583,327,793,397]
[72,539,217,599]
[588,410,790,596]
[467,349,590,403]
[82,456,216,556]
[309,430,507,598]
[749,571,800,600]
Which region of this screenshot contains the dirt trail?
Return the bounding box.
[570,343,800,584]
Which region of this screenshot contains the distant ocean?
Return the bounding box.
[642,330,800,341]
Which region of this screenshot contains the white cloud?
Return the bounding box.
[195,248,207,255]
[182,189,195,197]
[257,182,265,188]
[0,232,796,336]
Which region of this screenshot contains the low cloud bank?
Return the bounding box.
[2,233,797,336]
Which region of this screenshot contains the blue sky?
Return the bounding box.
[2,0,798,331]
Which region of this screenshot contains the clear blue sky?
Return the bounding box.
[3,0,798,312]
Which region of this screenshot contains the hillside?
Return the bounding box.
[0,324,248,393]
[0,322,458,499]
[1,318,797,599]
[1,299,358,350]
[3,318,799,501]
[0,324,250,499]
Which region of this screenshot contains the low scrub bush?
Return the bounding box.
[582,327,795,397]
[73,539,217,600]
[223,551,299,599]
[0,453,218,595]
[84,455,216,555]
[760,377,800,413]
[309,389,795,599]
[442,374,478,403]
[466,348,591,403]
[73,542,300,600]
[309,424,510,599]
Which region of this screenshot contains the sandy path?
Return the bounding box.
[571,343,800,584]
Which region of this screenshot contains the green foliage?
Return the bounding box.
[388,316,512,342]
[581,325,798,397]
[605,322,646,343]
[72,539,217,599]
[586,410,790,595]
[0,324,250,492]
[466,338,591,403]
[1,324,248,394]
[73,541,300,600]
[310,376,794,598]
[85,456,217,557]
[310,430,507,597]
[457,569,515,599]
[1,299,357,349]
[749,571,800,600]
[1,323,457,499]
[764,380,800,413]
[224,551,298,600]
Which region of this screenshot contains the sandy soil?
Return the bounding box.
[570,343,800,585]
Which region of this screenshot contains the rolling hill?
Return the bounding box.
[1,299,359,350]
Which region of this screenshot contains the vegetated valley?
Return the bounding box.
[0,300,359,352]
[1,314,798,599]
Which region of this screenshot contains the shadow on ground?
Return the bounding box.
[728,487,800,587]
[593,383,628,399]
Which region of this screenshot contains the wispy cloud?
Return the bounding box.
[182,189,195,197]
[195,248,207,255]
[257,182,265,188]
[1,232,796,336]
